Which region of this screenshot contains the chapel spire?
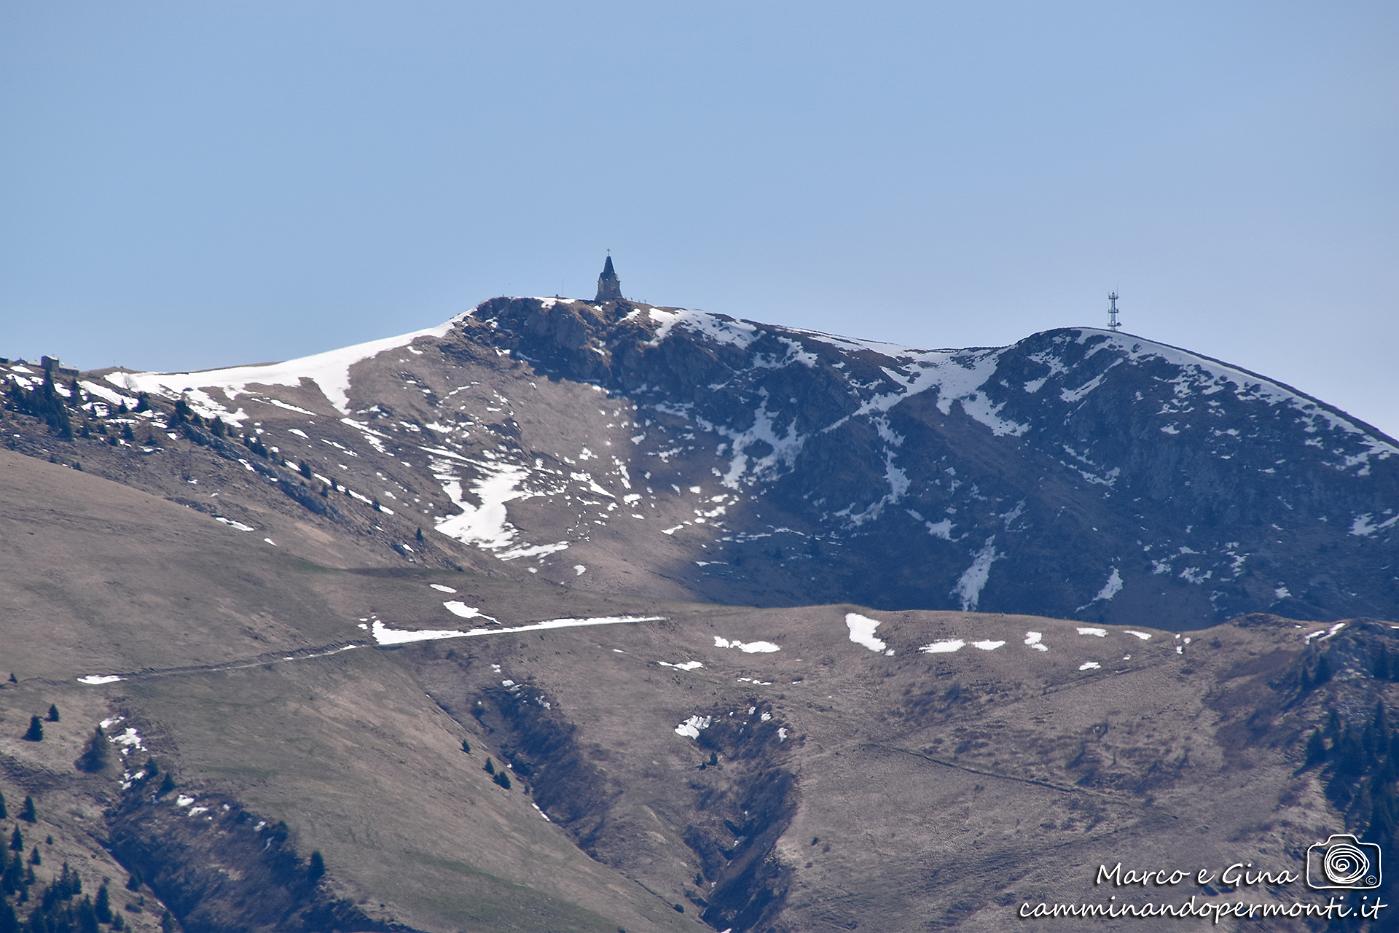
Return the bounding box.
[596,253,623,302]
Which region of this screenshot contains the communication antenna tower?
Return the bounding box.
[1107,291,1121,332]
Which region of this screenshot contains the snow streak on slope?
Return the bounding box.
[371,615,665,645]
[108,315,467,415]
[429,457,569,560]
[1071,329,1399,473]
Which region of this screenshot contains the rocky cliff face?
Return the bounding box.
[455,297,1397,628]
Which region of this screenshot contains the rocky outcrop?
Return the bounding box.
[458,299,1398,629]
[107,788,413,933]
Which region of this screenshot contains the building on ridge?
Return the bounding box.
[596,254,623,302]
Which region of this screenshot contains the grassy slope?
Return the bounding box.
[2,448,1386,931]
[0,451,696,932]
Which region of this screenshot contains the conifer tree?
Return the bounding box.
[76,727,110,773]
[0,790,6,819]
[19,796,36,823]
[23,716,43,742]
[46,704,59,723]
[9,828,21,852]
[76,897,99,933]
[94,883,112,923]
[1305,728,1327,767]
[307,851,325,885]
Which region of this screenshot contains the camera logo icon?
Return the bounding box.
[1306,834,1382,890]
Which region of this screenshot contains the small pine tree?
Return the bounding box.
[23,715,43,741]
[460,739,471,754]
[7,672,16,683]
[135,392,150,413]
[1305,729,1327,767]
[307,850,325,885]
[416,527,426,545]
[8,827,21,852]
[19,796,36,823]
[0,790,6,819]
[157,773,176,796]
[94,883,112,923]
[27,847,39,866]
[1370,701,1389,751]
[483,758,495,775]
[492,770,512,790]
[46,704,59,722]
[76,727,110,773]
[299,460,313,479]
[161,910,177,933]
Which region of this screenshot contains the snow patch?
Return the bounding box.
[713,636,781,654]
[675,715,713,739]
[919,639,964,654]
[952,537,999,611]
[844,613,893,655]
[371,615,664,646]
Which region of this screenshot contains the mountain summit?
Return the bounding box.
[62,293,1395,630]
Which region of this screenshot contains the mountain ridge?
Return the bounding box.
[3,295,1386,630]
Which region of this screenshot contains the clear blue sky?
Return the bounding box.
[2,2,1396,436]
